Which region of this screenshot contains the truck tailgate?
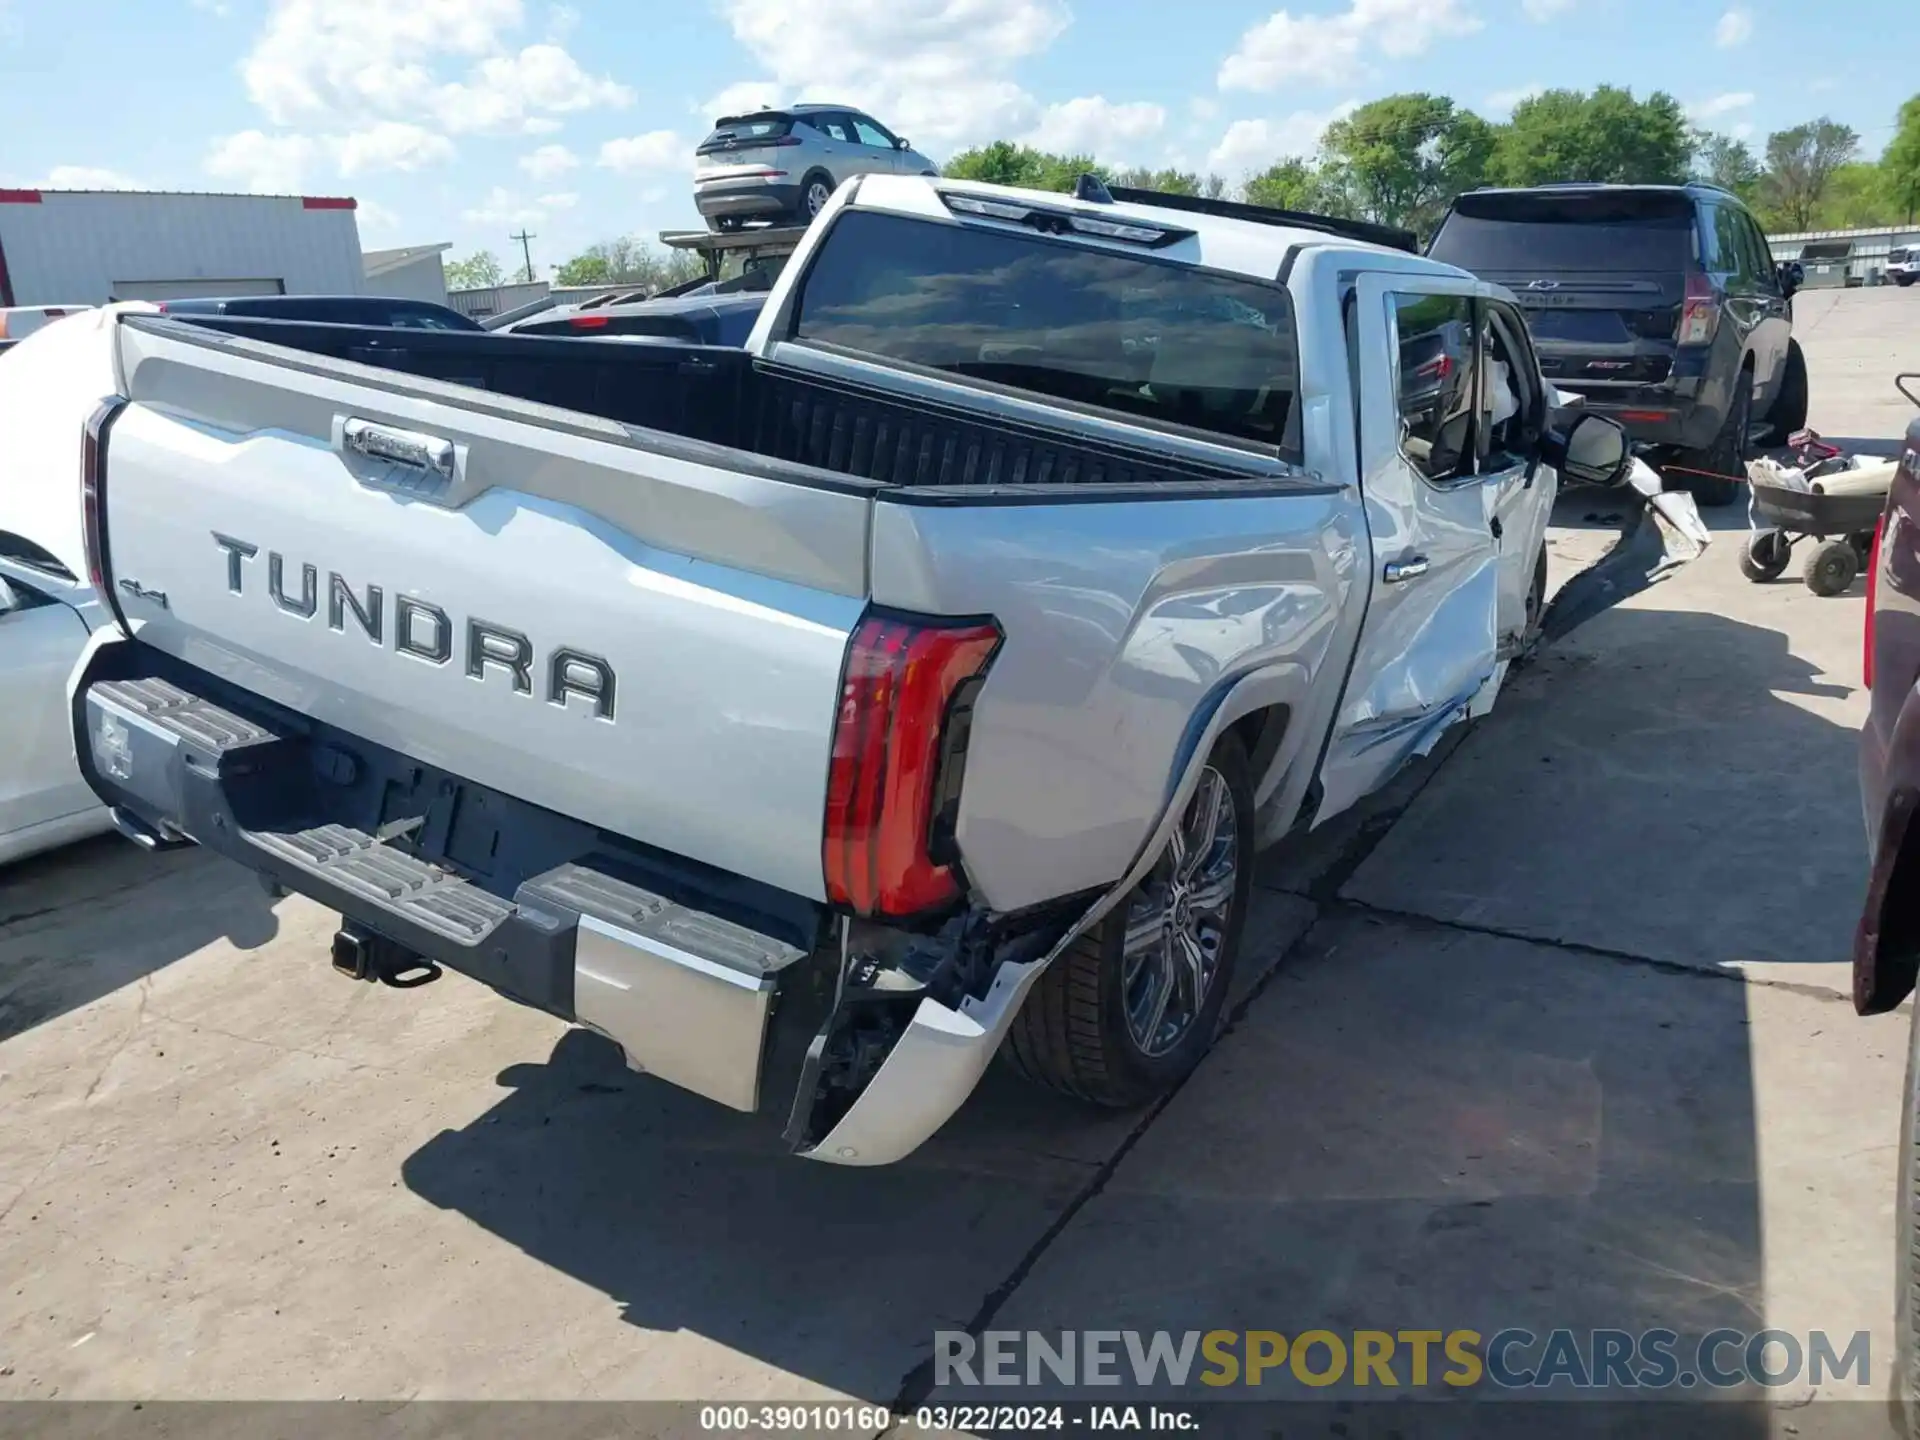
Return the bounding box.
[103,318,870,900]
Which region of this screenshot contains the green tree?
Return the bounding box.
[1318,93,1494,233]
[1110,167,1228,198]
[1810,162,1898,229]
[942,142,1108,193]
[1244,157,1352,216]
[1491,86,1694,186]
[1695,132,1763,203]
[444,250,505,290]
[1762,118,1861,230]
[554,238,705,291]
[1881,95,1920,224]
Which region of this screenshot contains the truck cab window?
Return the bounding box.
[792,209,1302,457]
[1390,292,1477,482]
[1479,301,1542,473]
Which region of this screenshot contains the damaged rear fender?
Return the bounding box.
[798,660,1312,1166]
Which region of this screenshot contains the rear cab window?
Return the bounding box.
[788,208,1303,460]
[1428,190,1700,273]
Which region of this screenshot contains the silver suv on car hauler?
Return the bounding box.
[23,174,1644,1167]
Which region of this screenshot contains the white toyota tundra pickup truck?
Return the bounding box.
[10,175,1646,1165]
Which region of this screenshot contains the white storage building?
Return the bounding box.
[363,242,452,305]
[0,188,366,307]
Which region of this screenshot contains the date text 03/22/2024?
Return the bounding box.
[698,1405,1196,1433]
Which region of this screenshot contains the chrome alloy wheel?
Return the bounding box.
[806,179,833,216]
[1121,765,1238,1058]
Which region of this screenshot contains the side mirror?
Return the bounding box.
[1778,261,1803,296]
[1541,412,1631,486]
[895,137,911,150]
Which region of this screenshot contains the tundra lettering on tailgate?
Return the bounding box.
[210,532,617,721]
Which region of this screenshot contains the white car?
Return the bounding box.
[0,307,119,864]
[0,304,93,356]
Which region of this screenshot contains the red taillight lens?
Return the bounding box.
[1678,272,1719,346]
[1867,515,1885,688]
[824,613,1001,918]
[570,314,610,329]
[771,135,803,147]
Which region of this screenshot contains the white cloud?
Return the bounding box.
[1025,97,1166,160]
[37,166,144,190]
[1206,103,1357,175]
[429,44,633,133]
[1190,96,1221,122]
[1219,0,1481,91]
[204,130,321,193]
[355,197,401,233]
[190,0,232,14]
[1520,0,1571,17]
[536,191,579,209]
[519,143,580,180]
[333,122,455,176]
[1714,7,1752,45]
[1484,81,1543,113]
[712,0,1071,150]
[522,117,565,136]
[462,186,557,227]
[1729,121,1755,141]
[1686,92,1754,122]
[238,0,630,136]
[598,130,685,173]
[699,80,785,123]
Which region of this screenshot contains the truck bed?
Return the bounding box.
[170,315,1252,494]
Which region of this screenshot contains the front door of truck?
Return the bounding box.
[1314,271,1511,820]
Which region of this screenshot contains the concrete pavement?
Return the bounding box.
[0,289,1914,1427]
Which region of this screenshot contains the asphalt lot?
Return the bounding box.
[1,288,1916,1426]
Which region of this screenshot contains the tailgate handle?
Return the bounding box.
[341,417,456,480]
[1383,556,1430,584]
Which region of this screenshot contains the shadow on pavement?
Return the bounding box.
[0,836,280,1043]
[399,603,1863,1423]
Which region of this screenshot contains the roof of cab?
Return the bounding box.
[847,173,1450,286]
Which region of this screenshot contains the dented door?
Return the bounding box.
[1315,272,1504,820]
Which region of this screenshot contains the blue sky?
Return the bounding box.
[0,0,1905,275]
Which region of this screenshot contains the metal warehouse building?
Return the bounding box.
[0,188,366,307]
[1766,224,1920,288]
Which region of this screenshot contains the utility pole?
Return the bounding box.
[509,229,537,283]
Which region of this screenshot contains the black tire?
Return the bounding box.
[1003,733,1254,1108]
[1804,537,1860,596]
[1674,371,1753,507]
[1762,339,1810,446]
[1523,543,1547,646]
[1899,275,1915,288]
[799,171,836,221]
[1899,994,1920,1436]
[1740,530,1793,583]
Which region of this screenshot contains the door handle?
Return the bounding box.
[340,417,456,480]
[1383,556,1430,584]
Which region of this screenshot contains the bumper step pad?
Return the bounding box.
[517,863,806,979]
[247,824,515,946]
[90,677,276,753]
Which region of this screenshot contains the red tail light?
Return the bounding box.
[569,314,610,329]
[1867,515,1885,688]
[1678,271,1720,346]
[81,399,126,601]
[824,612,1001,918]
